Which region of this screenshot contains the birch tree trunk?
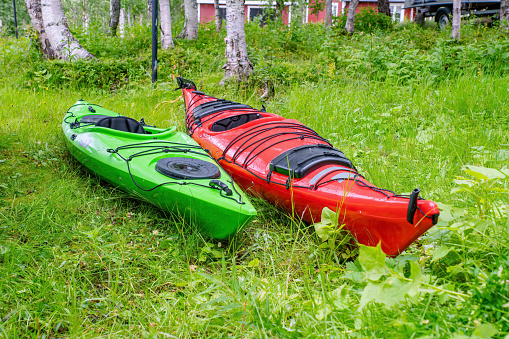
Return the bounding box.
[377,0,390,16]
[451,0,461,41]
[500,0,509,32]
[177,0,198,39]
[147,0,152,26]
[221,0,252,84]
[127,6,132,26]
[139,13,143,25]
[324,0,332,29]
[345,0,360,34]
[214,0,222,32]
[40,0,94,60]
[25,0,54,58]
[160,0,175,49]
[119,8,125,38]
[82,0,89,32]
[110,0,121,36]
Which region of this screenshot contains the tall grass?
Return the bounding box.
[1,20,509,338]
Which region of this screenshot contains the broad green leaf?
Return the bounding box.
[472,323,498,338]
[248,258,260,267]
[432,245,452,261]
[464,165,505,180]
[321,207,337,226]
[315,305,332,320]
[406,260,423,298]
[314,222,331,241]
[358,243,387,280]
[331,284,349,310]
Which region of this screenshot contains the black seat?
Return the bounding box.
[96,116,146,134]
[270,145,354,179]
[210,113,262,132]
[193,99,252,120]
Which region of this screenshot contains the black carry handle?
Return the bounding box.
[88,106,96,113]
[209,180,233,196]
[407,188,420,224]
[175,76,197,91]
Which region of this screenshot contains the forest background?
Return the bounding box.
[1,1,509,338]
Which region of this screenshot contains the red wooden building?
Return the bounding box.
[197,0,415,26]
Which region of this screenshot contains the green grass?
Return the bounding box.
[1,22,509,338]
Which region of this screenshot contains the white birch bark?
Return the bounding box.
[25,0,54,58]
[214,0,222,32]
[139,12,143,25]
[127,5,132,26]
[324,0,332,29]
[178,0,198,39]
[160,0,175,49]
[451,0,461,41]
[119,8,125,38]
[109,0,121,36]
[40,0,94,60]
[147,0,152,26]
[345,0,360,34]
[501,0,508,32]
[221,0,252,84]
[82,0,89,33]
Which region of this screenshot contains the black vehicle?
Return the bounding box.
[403,0,500,28]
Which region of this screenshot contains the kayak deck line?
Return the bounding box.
[177,77,440,256]
[105,141,246,204]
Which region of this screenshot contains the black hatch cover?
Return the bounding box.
[270,145,353,179]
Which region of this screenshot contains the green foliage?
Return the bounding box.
[0,0,30,36]
[3,22,509,338]
[334,8,395,33]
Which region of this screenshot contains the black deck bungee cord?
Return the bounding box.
[107,141,245,205]
[64,104,246,205]
[183,90,433,218]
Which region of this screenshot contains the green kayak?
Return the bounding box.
[62,100,257,238]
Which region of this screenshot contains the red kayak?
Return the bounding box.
[177,77,439,256]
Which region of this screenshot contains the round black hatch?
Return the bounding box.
[155,157,220,180]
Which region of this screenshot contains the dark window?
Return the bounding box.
[249,8,276,25]
[219,8,226,21]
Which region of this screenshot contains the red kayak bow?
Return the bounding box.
[178,77,439,256]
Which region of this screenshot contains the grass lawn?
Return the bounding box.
[1,20,509,338]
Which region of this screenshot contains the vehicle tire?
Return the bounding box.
[435,8,451,29]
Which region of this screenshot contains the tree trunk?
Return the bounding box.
[160,0,175,49]
[119,8,125,38]
[500,0,508,32]
[221,0,252,84]
[110,0,121,36]
[214,0,222,32]
[25,0,54,58]
[127,6,132,26]
[40,0,94,60]
[178,0,198,39]
[82,0,89,32]
[345,0,360,35]
[140,13,143,25]
[377,0,390,16]
[451,0,461,41]
[302,2,307,24]
[147,0,152,26]
[324,0,332,29]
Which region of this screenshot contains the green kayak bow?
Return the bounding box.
[62,100,257,238]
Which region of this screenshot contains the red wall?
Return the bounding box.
[200,4,290,25]
[200,4,215,24]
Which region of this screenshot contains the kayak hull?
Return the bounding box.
[63,100,257,239]
[179,80,439,256]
